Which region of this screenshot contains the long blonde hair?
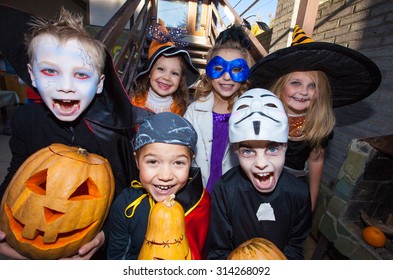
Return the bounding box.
[270,71,335,151]
[194,26,253,111]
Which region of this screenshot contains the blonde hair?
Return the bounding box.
[194,26,253,111]
[270,71,335,151]
[25,8,106,74]
[131,56,189,115]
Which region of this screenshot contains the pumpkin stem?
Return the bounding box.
[163,194,176,207]
[77,148,88,155]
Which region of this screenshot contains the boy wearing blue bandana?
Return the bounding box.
[184,24,253,193]
[106,112,210,260]
[204,88,312,260]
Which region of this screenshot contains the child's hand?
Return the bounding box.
[61,231,105,260]
[0,230,28,259]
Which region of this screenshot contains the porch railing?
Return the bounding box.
[96,0,267,93]
[210,0,268,61]
[94,0,156,92]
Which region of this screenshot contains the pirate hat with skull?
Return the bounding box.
[229,88,289,144]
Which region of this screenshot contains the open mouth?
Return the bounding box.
[253,172,275,191]
[219,83,234,90]
[52,99,80,114]
[291,96,310,102]
[157,82,171,90]
[4,203,96,246]
[155,185,175,191]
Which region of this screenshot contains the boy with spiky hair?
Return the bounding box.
[0,5,150,259]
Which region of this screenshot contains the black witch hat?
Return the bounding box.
[250,25,382,107]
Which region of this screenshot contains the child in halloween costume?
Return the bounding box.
[107,112,210,260]
[0,5,150,259]
[131,19,200,115]
[184,24,253,192]
[250,25,381,211]
[204,88,312,260]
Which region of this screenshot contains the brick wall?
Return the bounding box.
[271,0,393,192]
[270,0,296,51]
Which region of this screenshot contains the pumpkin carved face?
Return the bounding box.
[227,237,287,260]
[0,144,114,259]
[138,194,191,260]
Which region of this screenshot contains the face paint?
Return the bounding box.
[28,35,104,122]
[206,56,250,82]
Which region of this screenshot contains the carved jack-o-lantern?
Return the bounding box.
[0,143,114,259]
[138,194,191,260]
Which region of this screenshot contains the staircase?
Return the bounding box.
[137,37,212,97]
[94,0,267,95]
[136,35,212,77]
[184,41,212,76]
[2,0,268,95]
[187,41,212,94]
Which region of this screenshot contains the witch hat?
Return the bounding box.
[135,19,200,87]
[250,25,381,107]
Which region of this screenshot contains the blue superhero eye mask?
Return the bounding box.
[206,56,250,83]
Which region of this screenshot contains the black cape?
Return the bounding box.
[0,4,153,197]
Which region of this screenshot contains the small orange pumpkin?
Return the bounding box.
[227,237,287,260]
[0,143,115,259]
[138,194,191,260]
[362,226,387,248]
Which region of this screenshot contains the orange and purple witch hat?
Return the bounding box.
[135,19,200,87]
